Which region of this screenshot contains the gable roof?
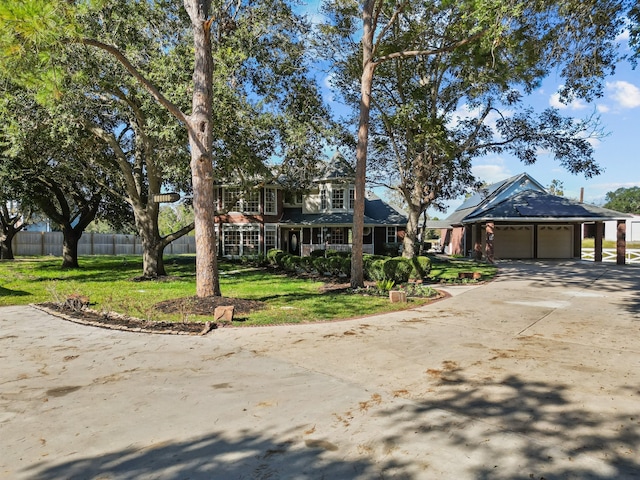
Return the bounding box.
[446,173,546,225]
[447,173,629,225]
[463,189,630,223]
[316,152,355,181]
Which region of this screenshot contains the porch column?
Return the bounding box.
[617,220,627,265]
[594,221,604,262]
[485,222,495,263]
[573,224,582,259]
[473,224,483,260]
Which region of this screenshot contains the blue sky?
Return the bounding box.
[296,1,640,217]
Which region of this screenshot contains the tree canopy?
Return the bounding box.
[320,0,631,267]
[1,0,331,293]
[604,187,640,214]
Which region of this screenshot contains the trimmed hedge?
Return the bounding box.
[383,258,413,284]
[410,256,432,279]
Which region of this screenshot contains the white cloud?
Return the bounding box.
[616,28,630,43]
[549,92,588,111]
[606,81,640,109]
[472,160,512,184]
[596,104,610,114]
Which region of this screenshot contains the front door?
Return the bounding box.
[288,231,300,255]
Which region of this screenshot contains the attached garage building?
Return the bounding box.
[441,173,630,263]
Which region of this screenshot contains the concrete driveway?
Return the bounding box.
[1,260,639,479]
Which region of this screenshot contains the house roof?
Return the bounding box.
[316,152,355,182]
[446,172,630,225]
[280,193,407,227]
[462,189,630,223]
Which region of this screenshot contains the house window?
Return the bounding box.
[223,228,241,256]
[222,225,260,256]
[332,227,344,244]
[244,190,259,214]
[264,188,277,215]
[243,229,259,255]
[265,225,277,252]
[348,188,355,209]
[320,188,328,210]
[332,188,344,209]
[224,188,242,212]
[387,226,398,243]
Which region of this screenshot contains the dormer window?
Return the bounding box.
[349,188,355,209]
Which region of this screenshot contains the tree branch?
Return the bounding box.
[79,38,190,126]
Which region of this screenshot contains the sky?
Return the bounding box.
[296,1,640,218]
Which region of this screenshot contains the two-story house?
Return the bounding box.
[213,153,407,257]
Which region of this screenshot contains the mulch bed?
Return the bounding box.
[34,295,267,336]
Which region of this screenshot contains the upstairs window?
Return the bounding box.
[348,188,355,209]
[320,188,328,210]
[244,190,259,214]
[224,188,242,212]
[264,188,277,215]
[332,188,344,209]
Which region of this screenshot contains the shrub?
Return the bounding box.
[266,249,285,266]
[375,279,395,292]
[363,254,385,280]
[368,259,387,281]
[299,256,315,273]
[326,250,351,258]
[310,249,326,258]
[282,254,300,272]
[410,256,432,279]
[383,258,412,284]
[313,256,330,274]
[339,257,351,276]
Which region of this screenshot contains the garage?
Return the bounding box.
[537,225,573,258]
[494,225,533,259]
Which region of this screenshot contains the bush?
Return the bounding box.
[383,258,412,284]
[326,250,351,258]
[299,256,315,273]
[339,257,351,276]
[309,249,326,258]
[410,256,432,279]
[363,254,385,281]
[368,259,387,281]
[282,254,300,272]
[266,249,285,266]
[312,256,330,274]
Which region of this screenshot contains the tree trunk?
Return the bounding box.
[133,202,168,277]
[61,226,81,269]
[185,0,220,297]
[351,0,376,289]
[402,204,421,259]
[0,233,15,260]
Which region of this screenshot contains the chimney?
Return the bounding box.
[579,187,584,203]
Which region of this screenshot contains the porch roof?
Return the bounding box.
[280,196,407,227]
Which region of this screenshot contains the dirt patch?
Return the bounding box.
[154,296,265,316]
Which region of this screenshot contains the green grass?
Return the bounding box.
[427,257,497,283]
[0,255,445,326]
[581,239,640,249]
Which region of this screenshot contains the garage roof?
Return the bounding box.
[446,173,630,225]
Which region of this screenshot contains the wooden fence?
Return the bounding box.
[581,248,640,264]
[12,231,195,257]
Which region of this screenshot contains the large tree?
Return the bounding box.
[603,187,640,214]
[0,196,29,260]
[0,0,329,296]
[321,0,630,285]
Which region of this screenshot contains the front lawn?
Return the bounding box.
[0,255,455,326]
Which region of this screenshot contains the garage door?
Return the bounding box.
[537,225,573,258]
[494,225,533,259]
